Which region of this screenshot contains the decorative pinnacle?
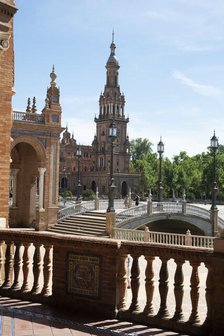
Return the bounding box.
[112,29,114,43]
[31,97,37,113]
[50,64,57,85]
[26,97,31,112]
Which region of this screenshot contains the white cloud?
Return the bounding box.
[172,71,224,96]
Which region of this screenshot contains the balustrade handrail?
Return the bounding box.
[13,110,45,124]
[113,227,214,249]
[0,229,221,335]
[116,204,147,225]
[58,201,95,220]
[116,201,224,228]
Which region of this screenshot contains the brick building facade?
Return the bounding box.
[0,0,17,227]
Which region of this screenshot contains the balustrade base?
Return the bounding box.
[118,309,210,336]
[0,287,52,305]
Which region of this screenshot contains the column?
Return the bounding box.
[143,255,155,315]
[188,261,200,324]
[32,243,43,294]
[38,167,46,211]
[117,254,128,310]
[41,244,53,296]
[129,254,140,312]
[11,168,19,207]
[172,259,184,321]
[157,257,169,318]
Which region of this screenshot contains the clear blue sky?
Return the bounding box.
[13,0,224,159]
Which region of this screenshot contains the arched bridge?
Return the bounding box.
[116,202,224,236]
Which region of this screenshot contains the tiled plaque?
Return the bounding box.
[67,253,101,298]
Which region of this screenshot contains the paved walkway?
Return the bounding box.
[0,297,190,336]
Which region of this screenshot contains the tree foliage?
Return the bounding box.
[130,138,224,202]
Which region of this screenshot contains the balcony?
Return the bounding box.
[13,111,45,124]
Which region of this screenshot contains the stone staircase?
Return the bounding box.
[48,211,108,237]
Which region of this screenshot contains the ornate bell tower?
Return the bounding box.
[93,33,130,175]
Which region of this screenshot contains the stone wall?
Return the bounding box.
[0,1,17,227]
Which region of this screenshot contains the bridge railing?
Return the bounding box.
[113,227,214,249]
[13,111,45,124]
[116,204,147,226]
[115,201,224,230]
[157,202,182,213]
[186,204,211,221]
[58,201,95,220]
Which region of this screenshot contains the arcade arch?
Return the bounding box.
[10,137,46,228]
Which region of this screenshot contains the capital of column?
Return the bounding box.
[38,167,46,176]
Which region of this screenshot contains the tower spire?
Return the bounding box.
[112,29,114,43]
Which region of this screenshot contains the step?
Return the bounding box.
[84,211,106,218]
[48,227,108,237]
[64,216,105,224]
[53,223,106,234]
[51,211,108,237]
[58,223,106,232]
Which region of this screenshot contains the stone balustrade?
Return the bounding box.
[113,227,214,249]
[0,229,223,335]
[13,111,45,124]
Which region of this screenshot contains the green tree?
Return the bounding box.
[130,138,153,162]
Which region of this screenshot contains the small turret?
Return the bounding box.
[42,66,62,126]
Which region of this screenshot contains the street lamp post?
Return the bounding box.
[107,120,117,212]
[76,146,82,202]
[210,131,219,236]
[157,137,164,203]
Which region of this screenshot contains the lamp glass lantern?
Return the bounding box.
[109,120,117,139]
[210,131,219,150]
[76,147,82,157]
[157,137,164,154]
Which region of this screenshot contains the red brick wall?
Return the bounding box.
[0,7,16,226]
[52,236,119,318]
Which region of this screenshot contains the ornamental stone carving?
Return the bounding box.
[0,1,17,51]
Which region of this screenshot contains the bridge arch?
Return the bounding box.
[116,207,214,236]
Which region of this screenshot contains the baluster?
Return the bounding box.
[41,244,53,296]
[2,241,14,288]
[32,243,42,294]
[172,259,184,321]
[143,255,155,315]
[12,241,23,290]
[203,262,213,328]
[21,242,31,292]
[117,254,128,310]
[0,240,5,286]
[129,254,140,312]
[188,261,200,324]
[157,257,169,318]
